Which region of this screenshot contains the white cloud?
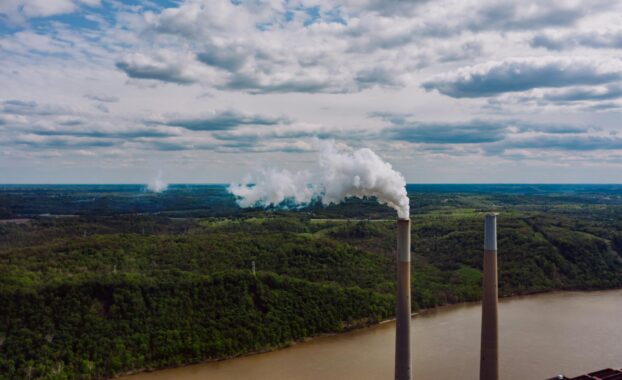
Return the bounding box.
[115,0,421,92]
[19,0,76,18]
[2,0,622,182]
[0,0,101,23]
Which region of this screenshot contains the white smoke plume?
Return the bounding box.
[229,168,317,208]
[147,171,168,193]
[228,141,410,218]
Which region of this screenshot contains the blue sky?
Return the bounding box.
[0,0,621,184]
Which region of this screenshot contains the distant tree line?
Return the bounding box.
[1,190,622,378]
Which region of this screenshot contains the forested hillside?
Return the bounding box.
[1,186,622,379]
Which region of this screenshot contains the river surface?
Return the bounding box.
[122,290,622,380]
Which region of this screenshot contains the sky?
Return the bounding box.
[1,0,621,184]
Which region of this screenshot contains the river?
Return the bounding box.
[122,289,622,380]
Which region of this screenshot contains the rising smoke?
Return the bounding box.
[147,171,168,193]
[228,141,410,218]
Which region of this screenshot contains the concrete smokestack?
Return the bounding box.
[480,214,499,380]
[395,218,412,380]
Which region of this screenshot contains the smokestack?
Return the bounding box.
[480,213,498,380]
[395,218,412,380]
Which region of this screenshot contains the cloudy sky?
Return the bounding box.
[1,0,621,184]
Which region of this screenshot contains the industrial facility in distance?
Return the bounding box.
[547,368,622,379]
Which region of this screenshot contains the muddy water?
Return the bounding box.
[122,290,622,380]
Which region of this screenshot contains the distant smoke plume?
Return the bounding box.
[147,171,168,193]
[228,141,410,218]
[230,168,317,208]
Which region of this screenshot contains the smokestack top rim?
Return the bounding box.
[485,212,499,217]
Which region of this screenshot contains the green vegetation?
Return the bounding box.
[1,185,622,378]
[0,272,392,379]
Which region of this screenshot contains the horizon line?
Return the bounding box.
[2,183,622,186]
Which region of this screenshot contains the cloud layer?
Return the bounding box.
[423,57,622,98]
[1,0,622,183]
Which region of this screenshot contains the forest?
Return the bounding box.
[1,185,622,379]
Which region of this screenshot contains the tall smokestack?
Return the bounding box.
[480,213,499,380]
[395,218,412,380]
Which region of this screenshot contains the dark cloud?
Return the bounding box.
[95,103,110,113]
[499,135,622,151]
[143,139,311,153]
[11,137,118,149]
[503,85,622,107]
[116,54,198,85]
[58,119,84,126]
[344,0,429,16]
[84,94,119,103]
[0,99,69,115]
[0,99,183,146]
[582,102,622,112]
[517,122,588,134]
[139,139,262,153]
[423,58,622,98]
[370,111,411,125]
[383,119,508,144]
[196,47,249,72]
[530,34,567,51]
[542,85,622,102]
[531,31,622,51]
[145,140,195,151]
[212,125,371,142]
[471,2,584,32]
[437,42,483,63]
[355,67,400,87]
[374,113,592,144]
[211,142,312,154]
[158,110,289,131]
[29,128,177,139]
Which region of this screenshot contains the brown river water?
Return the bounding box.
[122,289,622,380]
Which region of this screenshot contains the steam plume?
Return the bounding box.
[228,141,410,218]
[147,171,168,193]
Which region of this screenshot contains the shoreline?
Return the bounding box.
[115,287,622,379]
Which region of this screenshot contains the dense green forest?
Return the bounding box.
[1,185,622,379]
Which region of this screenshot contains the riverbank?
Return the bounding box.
[119,289,622,380]
[115,313,394,378]
[117,287,622,379]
